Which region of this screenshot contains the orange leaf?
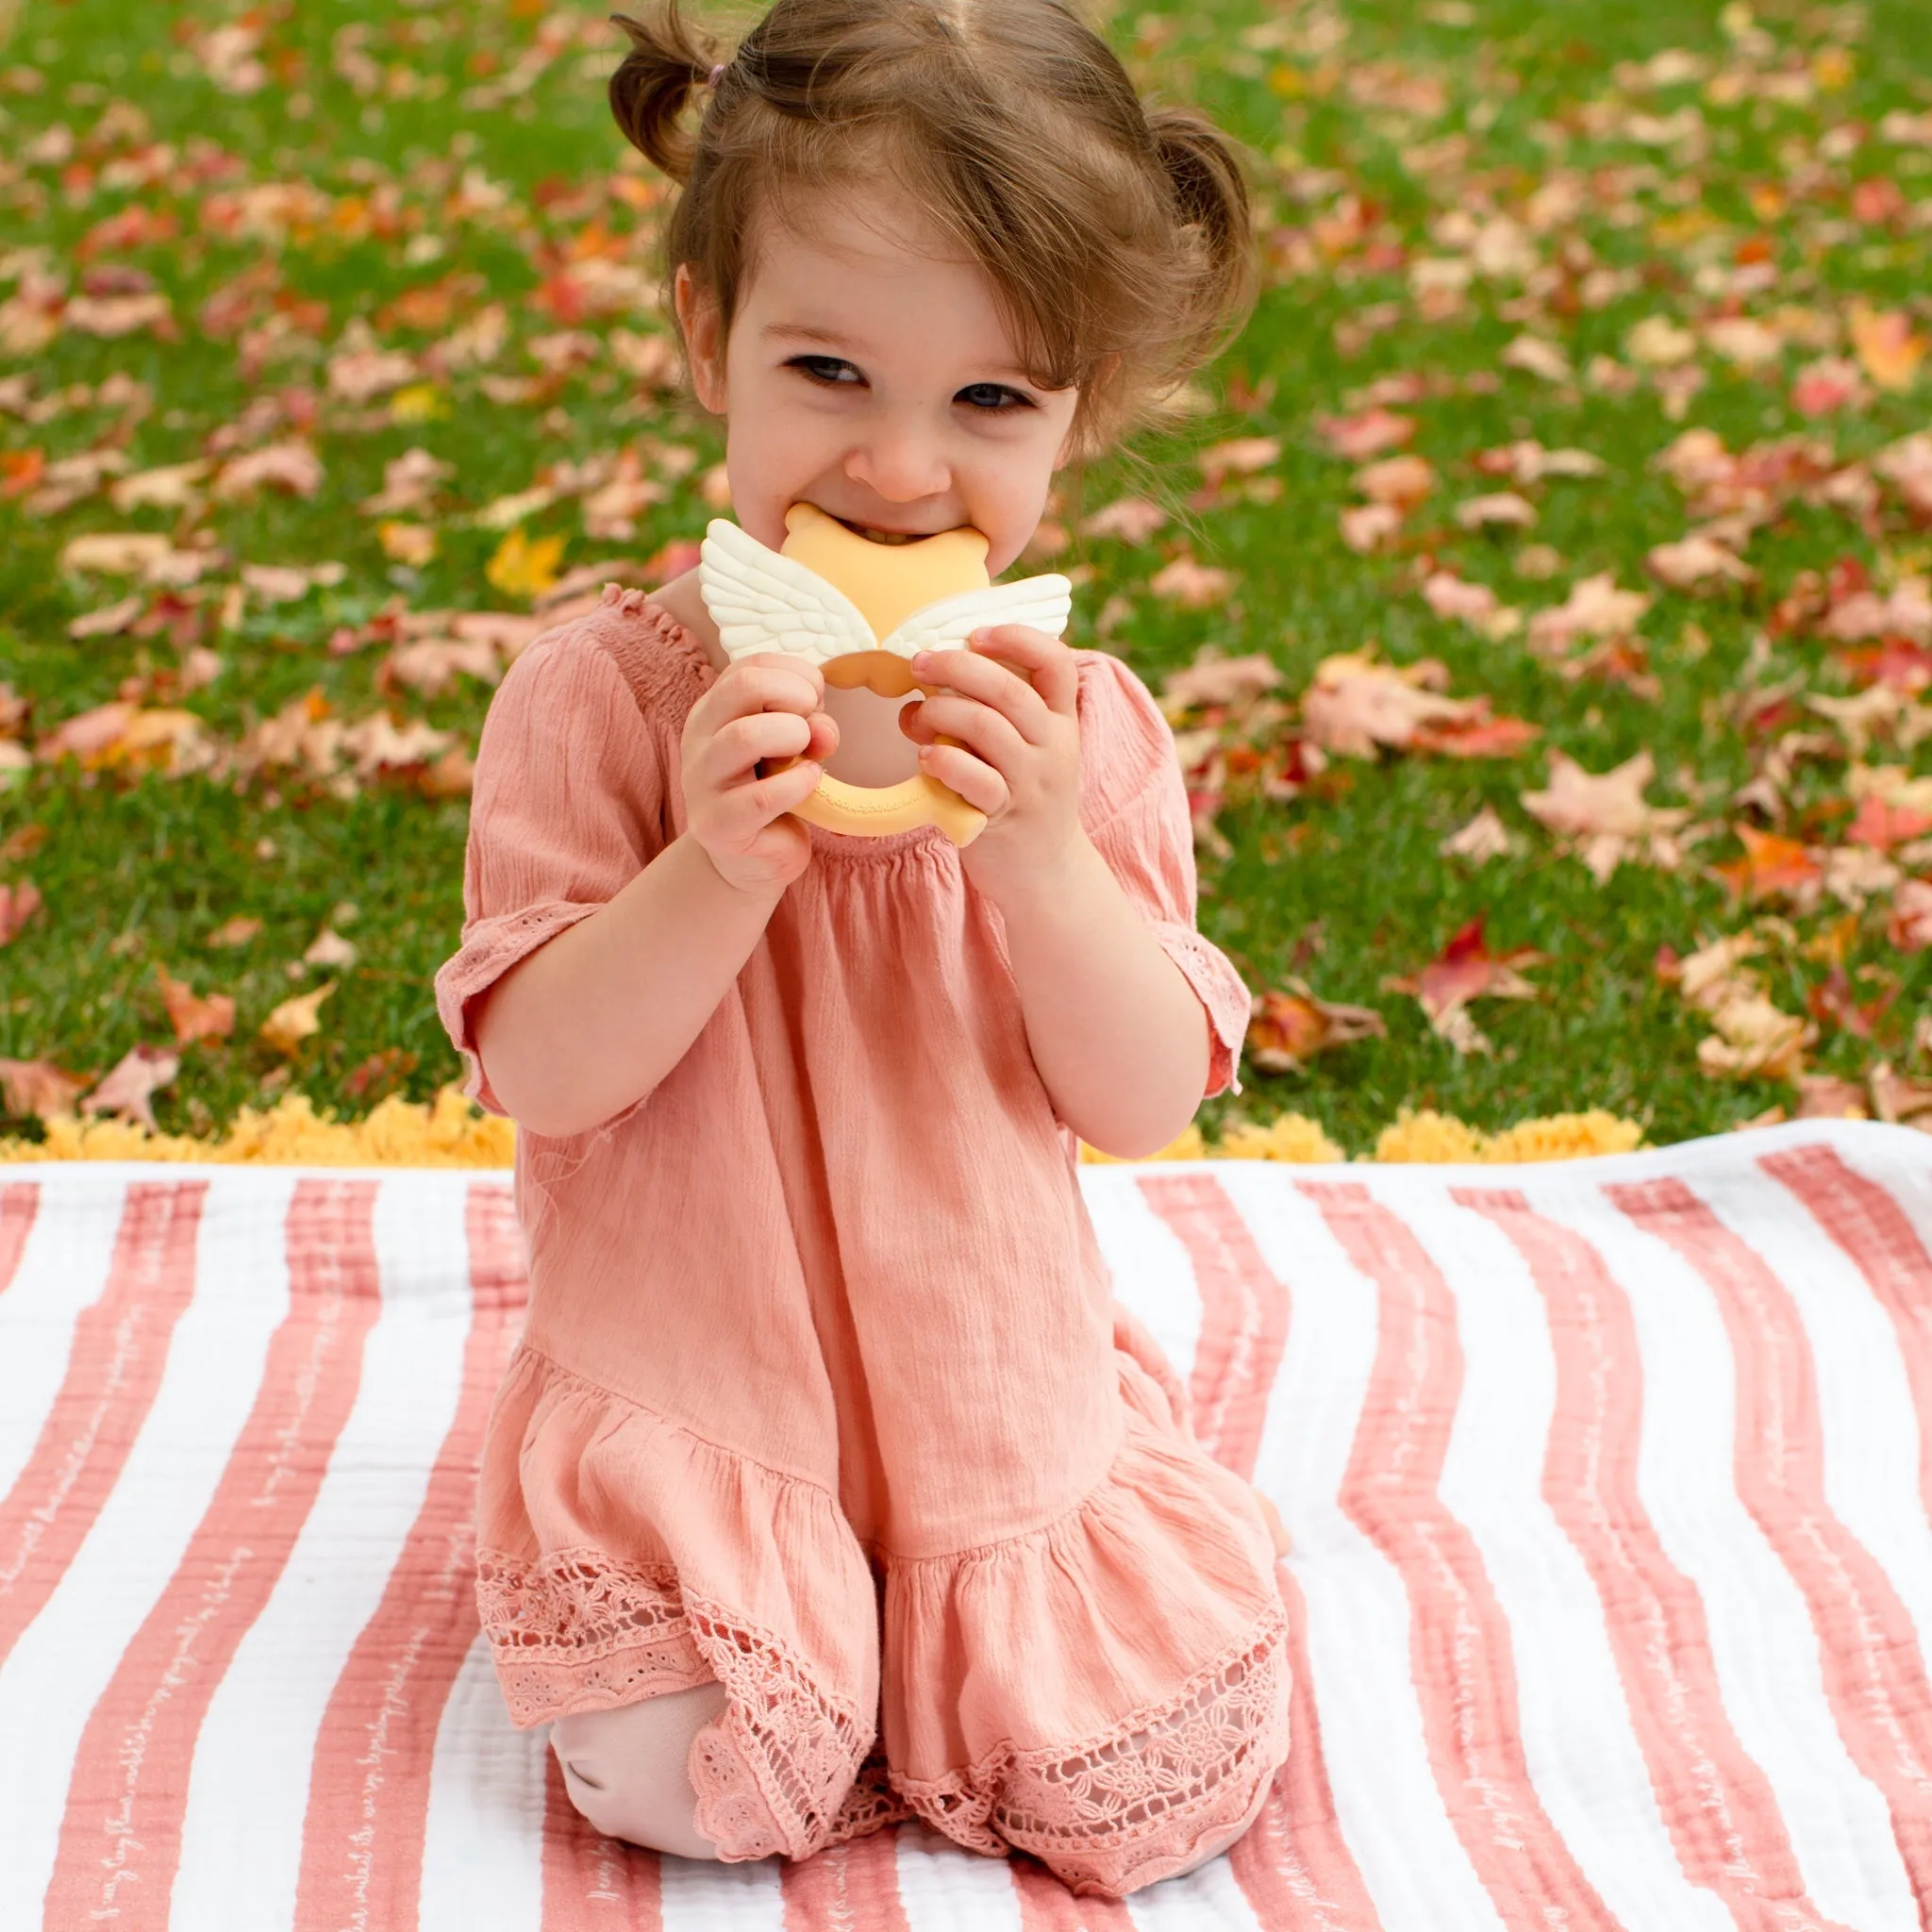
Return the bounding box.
[0,1058,91,1122]
[1246,983,1387,1072]
[1711,824,1823,905]
[155,963,236,1046]
[1850,304,1926,391]
[259,981,335,1056]
[1,448,45,499]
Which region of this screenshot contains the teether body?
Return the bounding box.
[698,504,1073,845]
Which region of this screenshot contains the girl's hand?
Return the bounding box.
[902,625,1083,902]
[680,652,839,896]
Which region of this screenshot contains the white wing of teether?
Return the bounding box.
[699,519,876,669]
[878,575,1074,657]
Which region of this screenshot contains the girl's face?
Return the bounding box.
[675,188,1081,579]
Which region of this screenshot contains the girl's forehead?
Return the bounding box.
[746,183,974,287]
[736,188,1029,365]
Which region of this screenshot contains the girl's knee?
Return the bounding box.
[551,1681,730,1860]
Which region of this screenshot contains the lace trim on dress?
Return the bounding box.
[891,1600,1291,1899]
[1145,918,1248,1098]
[476,1545,888,1862]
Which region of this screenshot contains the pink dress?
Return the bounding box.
[433,586,1291,1897]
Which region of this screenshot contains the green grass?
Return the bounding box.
[2,0,1929,1153]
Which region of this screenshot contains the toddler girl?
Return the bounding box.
[433,0,1291,1899]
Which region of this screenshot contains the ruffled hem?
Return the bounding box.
[474,1347,885,1863]
[879,1360,1292,1898]
[892,1609,1290,1897]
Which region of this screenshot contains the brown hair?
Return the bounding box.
[608,0,1255,453]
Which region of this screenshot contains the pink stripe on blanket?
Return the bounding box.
[540,1746,665,1929]
[779,1823,912,1930]
[1137,1172,1290,1481]
[0,1181,206,1670]
[0,1181,36,1296]
[1227,1559,1387,1932]
[1459,1186,1855,1932]
[44,1180,380,1932]
[1142,1170,1382,1930]
[1607,1178,1932,1923]
[1302,1180,1622,1932]
[292,1183,527,1932]
[1760,1145,1932,1527]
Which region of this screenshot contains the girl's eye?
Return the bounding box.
[956,382,1034,412]
[789,354,863,387]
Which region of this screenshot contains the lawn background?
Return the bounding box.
[2,0,1928,1155]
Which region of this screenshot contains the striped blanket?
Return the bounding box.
[3,1120,1930,1932]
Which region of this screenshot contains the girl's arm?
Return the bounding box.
[991,831,1212,1160]
[471,832,782,1140]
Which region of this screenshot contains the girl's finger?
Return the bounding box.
[911,640,1059,742]
[707,708,816,783]
[901,691,1026,768]
[748,754,825,818]
[916,738,1004,817]
[964,625,1080,717]
[705,658,824,724]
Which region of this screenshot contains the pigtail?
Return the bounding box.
[1147,106,1258,362]
[608,3,721,182]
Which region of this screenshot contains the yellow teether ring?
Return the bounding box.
[759,754,987,845]
[776,506,991,846]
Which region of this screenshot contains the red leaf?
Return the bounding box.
[1391,916,1547,1023]
[1846,794,1932,850]
[0,879,42,945]
[1409,712,1541,758]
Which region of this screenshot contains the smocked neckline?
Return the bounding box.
[619,587,951,864]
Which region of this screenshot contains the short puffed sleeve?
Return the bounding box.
[1075,648,1250,1101]
[433,625,666,1115]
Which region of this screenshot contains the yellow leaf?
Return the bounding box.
[389,382,449,424]
[259,981,335,1058]
[486,527,566,601]
[1851,304,1926,391]
[1811,46,1854,90]
[378,520,439,565]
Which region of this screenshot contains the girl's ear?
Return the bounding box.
[675,263,728,415]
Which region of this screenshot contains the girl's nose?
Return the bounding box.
[843,423,950,504]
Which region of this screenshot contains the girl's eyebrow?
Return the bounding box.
[761,323,854,347]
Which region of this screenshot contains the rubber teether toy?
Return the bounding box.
[698,503,1073,845]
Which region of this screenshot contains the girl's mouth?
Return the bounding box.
[830,513,930,546]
